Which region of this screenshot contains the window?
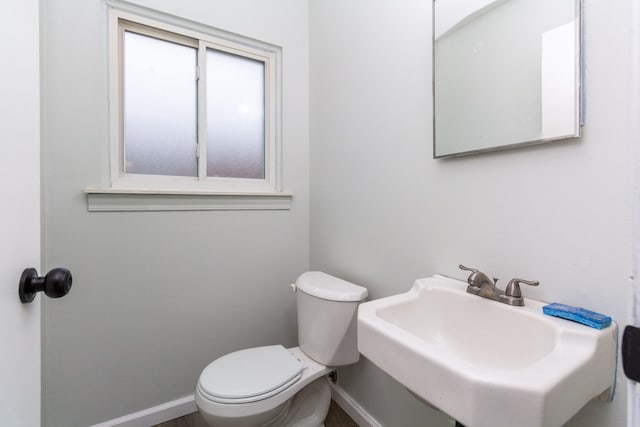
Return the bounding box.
[107,10,281,194]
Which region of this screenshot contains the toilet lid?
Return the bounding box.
[198,345,303,404]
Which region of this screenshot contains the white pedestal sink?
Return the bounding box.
[357,275,617,427]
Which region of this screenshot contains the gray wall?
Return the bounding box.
[310,0,630,426]
[42,0,633,426]
[41,1,309,426]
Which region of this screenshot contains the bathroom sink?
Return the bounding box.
[357,275,617,427]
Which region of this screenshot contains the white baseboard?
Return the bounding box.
[88,384,377,427]
[90,394,197,427]
[329,382,382,427]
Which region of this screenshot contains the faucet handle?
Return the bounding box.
[459,265,495,288]
[504,278,540,298]
[458,264,478,274]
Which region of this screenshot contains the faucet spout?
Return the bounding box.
[473,276,503,300]
[458,265,540,306]
[459,264,503,301]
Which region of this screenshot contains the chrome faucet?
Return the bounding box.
[459,265,539,306]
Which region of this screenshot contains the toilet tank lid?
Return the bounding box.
[295,271,368,302]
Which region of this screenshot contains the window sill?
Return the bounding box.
[85,188,293,211]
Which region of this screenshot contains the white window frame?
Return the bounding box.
[106,8,281,195]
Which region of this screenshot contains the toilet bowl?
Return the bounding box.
[196,346,331,427]
[195,272,368,427]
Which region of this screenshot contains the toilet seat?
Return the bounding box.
[195,346,332,424]
[198,345,304,404]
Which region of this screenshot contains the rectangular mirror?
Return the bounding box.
[433,0,582,158]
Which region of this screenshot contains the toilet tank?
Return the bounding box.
[295,271,368,366]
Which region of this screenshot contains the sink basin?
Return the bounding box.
[357,275,617,427]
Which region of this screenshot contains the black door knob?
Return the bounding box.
[623,325,640,382]
[19,267,72,303]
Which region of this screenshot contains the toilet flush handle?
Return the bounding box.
[290,283,297,292]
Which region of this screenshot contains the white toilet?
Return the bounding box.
[195,271,368,427]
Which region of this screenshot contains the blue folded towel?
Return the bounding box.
[542,303,612,329]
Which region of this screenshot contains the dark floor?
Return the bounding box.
[153,400,358,427]
[325,400,359,427]
[153,411,208,427]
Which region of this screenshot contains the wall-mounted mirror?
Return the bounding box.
[433,0,582,158]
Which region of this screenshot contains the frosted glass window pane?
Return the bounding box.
[206,49,265,179]
[124,31,197,177]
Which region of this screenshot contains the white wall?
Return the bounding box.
[310,0,631,426]
[41,1,309,426]
[0,1,40,426]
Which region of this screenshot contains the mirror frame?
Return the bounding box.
[432,0,583,159]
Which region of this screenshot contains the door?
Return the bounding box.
[0,0,41,426]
